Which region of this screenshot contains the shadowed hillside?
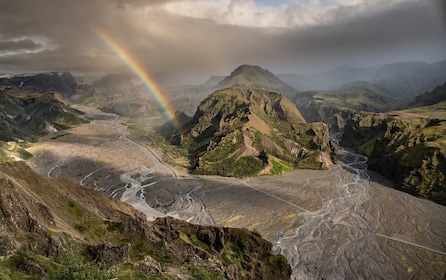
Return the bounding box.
[0,161,291,279]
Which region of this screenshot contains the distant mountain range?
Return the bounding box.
[293,81,398,128]
[277,60,446,101]
[0,72,77,98]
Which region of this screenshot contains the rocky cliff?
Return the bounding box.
[0,161,290,279]
[342,109,446,205]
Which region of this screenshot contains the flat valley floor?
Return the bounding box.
[27,107,446,279]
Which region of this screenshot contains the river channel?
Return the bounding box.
[28,107,446,279]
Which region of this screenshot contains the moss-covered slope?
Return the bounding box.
[342,105,446,204]
[183,87,334,177]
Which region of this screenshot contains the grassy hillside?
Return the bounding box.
[341,98,446,204]
[182,87,334,177]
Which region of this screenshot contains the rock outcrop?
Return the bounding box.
[342,111,446,205]
[182,87,334,176]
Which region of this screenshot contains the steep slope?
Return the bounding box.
[216,65,297,95]
[293,81,397,129]
[183,87,334,177]
[0,86,87,161]
[341,88,446,204]
[408,82,446,107]
[0,161,291,279]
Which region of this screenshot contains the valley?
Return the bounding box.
[27,106,446,279]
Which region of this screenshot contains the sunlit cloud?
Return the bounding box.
[160,0,419,28]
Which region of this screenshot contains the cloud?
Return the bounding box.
[0,0,444,83]
[0,38,43,55]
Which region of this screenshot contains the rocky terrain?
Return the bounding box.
[0,161,290,279]
[1,65,446,279]
[341,83,446,204]
[23,106,446,279]
[179,87,334,176]
[0,85,87,162]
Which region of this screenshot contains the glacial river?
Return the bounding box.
[29,108,446,279]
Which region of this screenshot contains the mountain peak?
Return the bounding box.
[216,65,296,95]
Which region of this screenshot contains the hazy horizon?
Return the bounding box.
[1,0,445,85]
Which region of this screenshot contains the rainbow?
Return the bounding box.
[94,28,180,131]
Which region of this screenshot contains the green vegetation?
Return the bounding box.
[182,87,333,177]
[0,85,88,163]
[190,265,224,280]
[263,255,291,279]
[66,201,83,218]
[293,81,397,129]
[194,156,263,177]
[47,246,110,280]
[179,232,210,252]
[342,105,446,205]
[270,159,294,175]
[129,238,172,264]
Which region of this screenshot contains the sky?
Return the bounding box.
[0,0,445,85]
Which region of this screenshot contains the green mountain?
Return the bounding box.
[0,86,86,141]
[0,86,87,162]
[182,87,334,177]
[341,84,446,204]
[216,65,297,95]
[0,161,291,279]
[293,81,397,129]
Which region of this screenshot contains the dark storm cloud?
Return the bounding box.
[272,0,446,72]
[0,0,444,82]
[0,39,42,53]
